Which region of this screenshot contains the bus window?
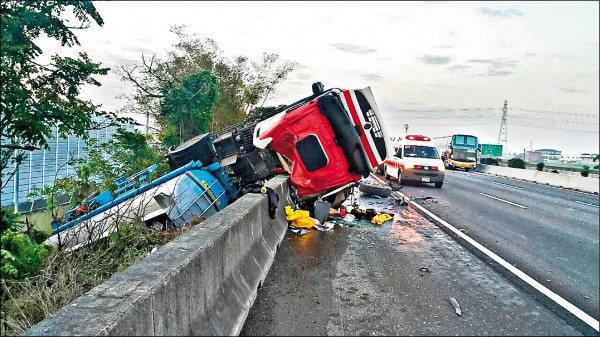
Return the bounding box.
[453,135,466,146]
[466,136,477,146]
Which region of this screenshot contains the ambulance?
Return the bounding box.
[383,134,445,188]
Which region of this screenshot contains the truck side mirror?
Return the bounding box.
[312,82,324,94]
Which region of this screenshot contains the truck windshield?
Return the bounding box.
[404,145,440,159]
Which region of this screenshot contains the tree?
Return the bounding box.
[581,165,590,177]
[158,71,219,146]
[536,162,545,171]
[508,157,525,169]
[0,1,127,186]
[119,25,296,145]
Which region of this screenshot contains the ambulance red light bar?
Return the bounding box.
[406,135,430,141]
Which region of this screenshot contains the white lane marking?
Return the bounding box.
[576,200,599,208]
[492,181,523,190]
[370,173,599,332]
[479,192,528,209]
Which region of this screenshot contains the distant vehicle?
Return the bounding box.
[384,134,445,188]
[434,134,480,171]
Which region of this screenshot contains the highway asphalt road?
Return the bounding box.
[241,179,583,336]
[392,169,599,323]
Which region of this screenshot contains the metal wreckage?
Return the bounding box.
[46,82,393,250]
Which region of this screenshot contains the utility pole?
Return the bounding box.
[404,124,409,134]
[498,100,508,156]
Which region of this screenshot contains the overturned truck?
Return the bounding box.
[167,82,392,210]
[46,82,392,250]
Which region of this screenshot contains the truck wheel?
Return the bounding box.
[358,181,392,197]
[434,182,443,188]
[384,166,390,179]
[464,168,470,172]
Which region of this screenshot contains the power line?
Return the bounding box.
[511,116,599,125]
[510,107,598,118]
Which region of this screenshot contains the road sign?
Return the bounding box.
[481,144,503,157]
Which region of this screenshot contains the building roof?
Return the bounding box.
[534,149,561,154]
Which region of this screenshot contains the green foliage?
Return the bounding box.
[1,229,52,280]
[0,1,130,181]
[159,71,219,145]
[581,165,590,177]
[536,162,545,171]
[508,157,526,169]
[119,25,296,147]
[480,158,499,166]
[1,208,20,233]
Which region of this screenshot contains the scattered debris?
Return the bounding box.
[448,297,462,316]
[390,197,409,206]
[459,228,467,233]
[314,221,335,232]
[290,228,309,235]
[419,267,431,273]
[343,214,356,222]
[413,196,434,201]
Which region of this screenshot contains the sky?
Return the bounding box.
[36,1,599,155]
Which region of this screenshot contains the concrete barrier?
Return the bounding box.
[475,165,599,194]
[25,176,290,336]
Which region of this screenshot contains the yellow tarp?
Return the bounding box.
[285,205,316,228]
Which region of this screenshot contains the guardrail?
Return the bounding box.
[475,165,599,194]
[25,176,289,336]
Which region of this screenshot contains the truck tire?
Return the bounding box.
[434,182,443,188]
[358,181,392,197]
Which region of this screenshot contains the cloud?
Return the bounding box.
[428,83,456,88]
[331,43,377,54]
[418,55,452,65]
[294,72,313,80]
[433,45,453,49]
[468,58,517,76]
[558,87,587,94]
[480,70,513,76]
[468,58,517,67]
[447,65,469,71]
[479,7,524,17]
[362,73,384,81]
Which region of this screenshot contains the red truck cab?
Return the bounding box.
[253,83,392,200]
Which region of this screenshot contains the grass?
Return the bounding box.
[1,219,201,336]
